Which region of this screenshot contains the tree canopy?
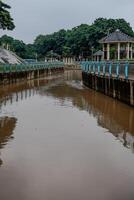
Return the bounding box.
[0,0,15,30]
[0,35,36,59]
[34,18,134,59]
[0,18,134,60]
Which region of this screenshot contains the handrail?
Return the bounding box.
[0,62,64,73]
[80,61,133,80]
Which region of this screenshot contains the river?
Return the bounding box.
[0,70,134,200]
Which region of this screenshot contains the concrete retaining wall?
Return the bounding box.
[0,67,64,85]
[82,72,134,106]
[64,64,81,70]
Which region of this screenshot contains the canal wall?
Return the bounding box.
[64,64,81,70]
[82,72,134,106]
[0,63,64,84]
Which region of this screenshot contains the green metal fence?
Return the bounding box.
[0,62,64,74]
[80,61,134,80]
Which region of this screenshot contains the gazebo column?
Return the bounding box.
[127,43,130,60]
[130,44,133,59]
[103,44,105,60]
[107,43,110,60]
[117,43,120,60]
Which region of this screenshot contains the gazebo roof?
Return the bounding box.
[99,29,134,43]
[94,50,103,56]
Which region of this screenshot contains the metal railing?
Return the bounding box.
[80,61,134,80]
[0,61,64,74]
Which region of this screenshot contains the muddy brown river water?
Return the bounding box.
[0,70,134,200]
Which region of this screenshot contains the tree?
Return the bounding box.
[1,17,134,60]
[12,40,27,58]
[0,35,36,59]
[34,18,134,59]
[93,18,134,37]
[0,0,15,30]
[34,29,67,59]
[0,34,14,48]
[25,44,36,59]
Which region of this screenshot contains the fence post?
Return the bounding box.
[98,62,100,76]
[125,61,129,80]
[86,62,88,72]
[93,62,96,74]
[103,62,106,76]
[109,62,112,77]
[116,62,120,79]
[88,62,91,73]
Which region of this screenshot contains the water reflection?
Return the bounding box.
[0,75,63,167]
[81,91,134,153]
[0,157,2,166]
[0,116,17,166]
[0,71,134,153]
[38,71,134,153]
[0,71,134,199]
[0,75,63,108]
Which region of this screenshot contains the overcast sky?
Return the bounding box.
[1,0,134,43]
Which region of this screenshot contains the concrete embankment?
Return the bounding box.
[64,64,81,70]
[82,72,134,106]
[0,67,64,84]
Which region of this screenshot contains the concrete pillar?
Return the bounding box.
[103,44,105,60]
[130,44,133,59]
[63,57,65,63]
[69,57,71,63]
[130,81,134,106]
[118,43,120,60]
[127,43,130,60]
[37,70,39,77]
[71,57,73,64]
[107,43,110,60]
[72,57,74,64]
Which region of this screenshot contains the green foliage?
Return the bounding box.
[34,18,134,59]
[110,47,117,60]
[1,18,134,60]
[0,0,15,30]
[93,18,134,37]
[34,29,67,58]
[0,35,36,59]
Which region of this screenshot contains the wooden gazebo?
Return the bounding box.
[93,50,103,61]
[99,29,134,60]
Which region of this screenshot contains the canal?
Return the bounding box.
[0,70,134,200]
